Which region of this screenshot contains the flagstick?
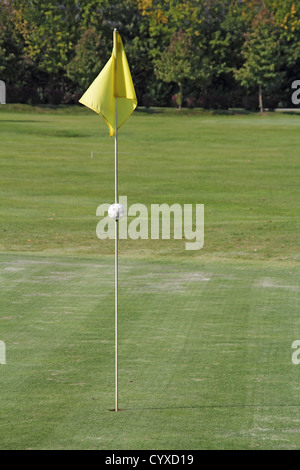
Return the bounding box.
[79,27,136,413]
[114,96,119,412]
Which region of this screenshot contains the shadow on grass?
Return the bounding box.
[122,403,300,411]
[135,106,256,116]
[0,119,45,123]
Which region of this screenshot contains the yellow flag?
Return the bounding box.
[79,30,137,137]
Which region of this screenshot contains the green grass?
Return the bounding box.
[0,105,299,261]
[0,105,300,449]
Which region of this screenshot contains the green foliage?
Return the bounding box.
[12,0,81,74]
[0,0,27,85]
[67,27,107,90]
[268,0,300,79]
[154,30,194,106]
[235,6,285,109]
[1,0,300,107]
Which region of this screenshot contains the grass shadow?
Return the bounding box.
[123,403,300,411]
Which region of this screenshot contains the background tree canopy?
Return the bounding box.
[0,0,299,109]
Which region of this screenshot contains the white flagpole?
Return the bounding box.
[114,104,119,412]
[114,29,119,412]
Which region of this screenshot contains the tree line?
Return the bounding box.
[1,0,299,110]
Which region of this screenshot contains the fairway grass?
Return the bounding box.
[0,105,299,262]
[0,106,300,449]
[1,253,300,450]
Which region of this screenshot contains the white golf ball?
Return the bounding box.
[108,203,125,221]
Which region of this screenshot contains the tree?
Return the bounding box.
[12,0,82,87]
[67,27,107,91]
[0,0,27,85]
[268,1,300,104]
[154,30,195,108]
[234,6,285,112]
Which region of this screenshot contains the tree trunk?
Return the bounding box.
[258,84,263,113]
[177,82,183,110]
